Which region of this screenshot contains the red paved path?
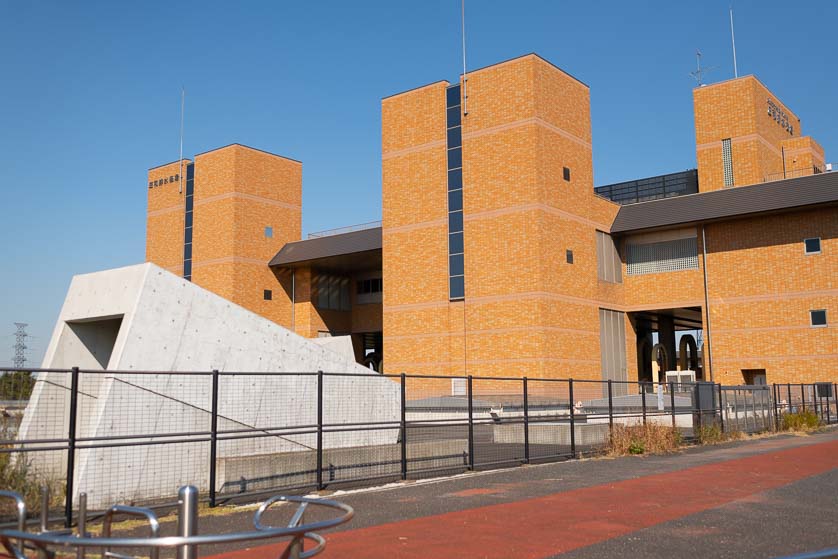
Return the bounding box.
[213,439,838,559]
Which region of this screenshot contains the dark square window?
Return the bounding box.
[449,253,464,276]
[449,275,465,300]
[810,309,827,327]
[448,168,463,190]
[186,163,195,180]
[446,85,461,108]
[185,211,193,228]
[448,189,463,212]
[447,147,462,170]
[183,260,192,279]
[449,232,464,254]
[563,167,571,181]
[447,126,462,149]
[566,249,573,264]
[264,289,273,301]
[804,237,821,254]
[447,106,461,128]
[185,196,193,212]
[449,210,463,233]
[183,243,192,260]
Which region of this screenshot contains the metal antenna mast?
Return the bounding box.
[690,50,716,86]
[461,0,468,115]
[13,323,28,369]
[730,6,738,78]
[179,87,185,194]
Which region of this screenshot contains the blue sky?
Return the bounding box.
[1,1,835,366]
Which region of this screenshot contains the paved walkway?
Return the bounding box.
[202,430,838,559]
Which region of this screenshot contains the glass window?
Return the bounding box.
[566,249,573,264]
[810,309,827,327]
[446,85,461,108]
[263,289,272,301]
[448,189,463,212]
[449,276,465,299]
[185,196,193,212]
[447,147,462,170]
[183,243,192,260]
[804,237,821,254]
[722,138,734,187]
[449,253,464,276]
[447,126,462,149]
[449,210,463,233]
[183,260,192,279]
[563,167,571,181]
[265,226,273,238]
[185,211,193,228]
[448,168,463,190]
[447,106,461,128]
[449,232,464,254]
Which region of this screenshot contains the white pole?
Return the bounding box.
[179,87,185,194]
[730,7,738,78]
[461,0,468,115]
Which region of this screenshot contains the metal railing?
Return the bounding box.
[306,221,381,239]
[0,485,353,559]
[1,367,835,529]
[763,165,823,183]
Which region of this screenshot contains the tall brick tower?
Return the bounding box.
[146,144,301,326]
[693,76,825,191]
[382,54,623,381]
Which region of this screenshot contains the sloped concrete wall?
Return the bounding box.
[18,263,399,507]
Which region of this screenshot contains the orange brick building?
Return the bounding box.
[146,54,836,385]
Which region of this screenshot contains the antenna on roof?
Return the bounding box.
[179,87,185,194]
[690,50,716,86]
[461,0,468,115]
[730,6,739,78]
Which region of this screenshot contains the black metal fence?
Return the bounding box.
[1,368,835,529]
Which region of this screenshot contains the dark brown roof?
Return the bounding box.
[610,172,838,234]
[269,227,382,271]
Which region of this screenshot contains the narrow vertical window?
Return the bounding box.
[446,84,465,301]
[183,163,195,280]
[722,138,734,187]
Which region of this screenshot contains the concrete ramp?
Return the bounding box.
[18,263,399,507]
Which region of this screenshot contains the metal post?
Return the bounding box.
[316,371,324,489]
[176,486,199,559]
[77,493,87,559]
[670,382,676,429]
[523,377,530,464]
[826,385,832,425]
[717,384,725,433]
[400,373,407,480]
[40,485,50,532]
[695,382,703,434]
[65,366,80,527]
[467,376,474,470]
[608,380,614,441]
[641,382,647,426]
[772,383,779,431]
[801,384,806,413]
[208,370,219,507]
[569,379,576,458]
[813,385,819,420]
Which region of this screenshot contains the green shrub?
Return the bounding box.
[781,411,821,431]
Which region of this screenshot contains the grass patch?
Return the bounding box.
[781,411,822,432]
[696,423,744,445]
[608,424,682,456]
[1,415,65,520]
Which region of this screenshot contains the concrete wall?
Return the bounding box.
[18,263,399,507]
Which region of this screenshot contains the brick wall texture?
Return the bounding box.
[146,56,835,387]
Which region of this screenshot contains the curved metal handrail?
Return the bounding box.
[0,493,353,559]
